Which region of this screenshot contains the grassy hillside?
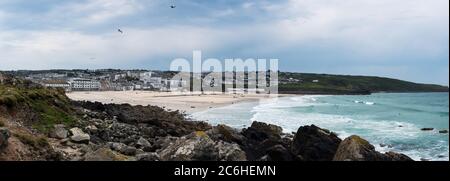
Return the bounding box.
[0,74,76,134]
[279,72,449,94]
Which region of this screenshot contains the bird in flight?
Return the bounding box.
[170,5,176,8]
[118,29,123,34]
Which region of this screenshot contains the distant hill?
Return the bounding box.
[279,72,449,95]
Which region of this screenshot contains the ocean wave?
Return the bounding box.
[193,94,449,161]
[353,100,375,105]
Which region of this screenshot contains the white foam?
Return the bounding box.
[191,95,449,161]
[365,101,375,105]
[354,100,375,105]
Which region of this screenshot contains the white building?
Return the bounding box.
[42,80,71,91]
[69,78,101,91]
[140,72,153,83]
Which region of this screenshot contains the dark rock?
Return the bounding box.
[385,152,414,161]
[207,124,245,144]
[121,146,137,156]
[0,127,11,149]
[239,122,287,160]
[421,128,434,131]
[265,145,295,161]
[291,125,341,161]
[439,130,448,134]
[333,135,413,161]
[74,101,211,137]
[136,137,151,149]
[136,152,160,161]
[242,122,282,142]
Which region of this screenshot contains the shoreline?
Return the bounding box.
[66,91,295,114]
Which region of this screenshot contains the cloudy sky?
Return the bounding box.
[0,0,448,85]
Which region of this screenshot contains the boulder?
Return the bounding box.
[439,130,448,134]
[107,142,136,155]
[50,124,68,139]
[109,142,127,151]
[242,122,282,142]
[0,127,11,149]
[291,125,341,161]
[84,148,129,161]
[69,127,90,144]
[207,124,245,144]
[158,132,247,161]
[333,135,413,161]
[136,152,160,161]
[238,122,287,160]
[385,152,414,161]
[136,137,151,149]
[265,145,295,161]
[121,146,137,156]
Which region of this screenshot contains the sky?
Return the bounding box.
[0,0,448,85]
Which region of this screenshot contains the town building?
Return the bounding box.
[42,80,71,91]
[69,78,101,91]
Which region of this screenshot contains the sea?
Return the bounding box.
[191,93,449,161]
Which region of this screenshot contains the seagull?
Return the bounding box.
[118,29,123,34]
[170,5,176,8]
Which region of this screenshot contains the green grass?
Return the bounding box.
[1,85,76,134]
[30,99,76,134]
[13,131,50,148]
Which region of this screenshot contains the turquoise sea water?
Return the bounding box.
[191,93,449,161]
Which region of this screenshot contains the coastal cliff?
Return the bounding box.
[0,74,413,161]
[279,72,449,95]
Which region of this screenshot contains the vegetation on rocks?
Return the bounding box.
[0,75,76,134]
[13,131,49,149]
[279,72,449,94]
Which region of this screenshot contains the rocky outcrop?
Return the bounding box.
[291,125,341,161]
[74,101,211,137]
[158,132,247,161]
[242,122,282,142]
[439,130,448,134]
[239,122,294,161]
[421,128,434,131]
[207,124,245,144]
[333,135,413,161]
[0,127,10,150]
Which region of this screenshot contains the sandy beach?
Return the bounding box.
[66,91,282,114]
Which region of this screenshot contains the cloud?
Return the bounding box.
[0,26,232,69]
[51,0,145,25]
[0,0,448,84]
